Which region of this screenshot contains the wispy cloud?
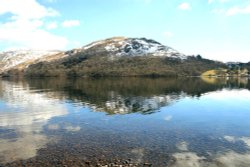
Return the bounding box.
[0,0,59,19]
[0,0,68,50]
[226,5,250,16]
[178,2,191,11]
[62,20,80,28]
[212,5,250,16]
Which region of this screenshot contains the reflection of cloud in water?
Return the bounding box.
[176,142,188,151]
[224,136,237,142]
[0,134,47,163]
[103,94,184,114]
[164,115,173,121]
[131,148,145,163]
[171,152,206,167]
[47,124,60,130]
[224,136,250,147]
[171,151,250,167]
[0,81,68,163]
[171,138,250,167]
[241,138,250,147]
[205,89,250,101]
[64,125,81,132]
[216,151,250,167]
[47,124,81,132]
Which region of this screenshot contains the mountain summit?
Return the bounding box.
[75,37,186,59]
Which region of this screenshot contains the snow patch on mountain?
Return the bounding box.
[81,37,186,59]
[0,37,186,74]
[0,50,59,72]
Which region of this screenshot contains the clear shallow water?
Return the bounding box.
[0,77,250,166]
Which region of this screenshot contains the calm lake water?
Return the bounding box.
[0,77,250,167]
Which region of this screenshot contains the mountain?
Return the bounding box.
[78,37,186,59]
[0,37,227,77]
[0,50,61,73]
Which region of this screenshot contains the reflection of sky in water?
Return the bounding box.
[158,89,250,167]
[0,80,68,163]
[0,79,250,166]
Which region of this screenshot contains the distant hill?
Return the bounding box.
[0,37,248,77]
[0,50,60,73]
[202,68,249,77]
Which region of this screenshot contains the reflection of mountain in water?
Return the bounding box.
[1,77,250,166]
[102,93,184,114]
[21,77,250,115]
[0,80,67,163]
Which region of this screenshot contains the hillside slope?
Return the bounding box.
[1,37,226,77]
[0,50,63,73]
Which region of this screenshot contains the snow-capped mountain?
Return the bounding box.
[0,50,60,72]
[0,37,187,75]
[0,50,64,72]
[79,37,186,59]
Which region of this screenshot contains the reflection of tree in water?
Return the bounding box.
[9,77,250,115]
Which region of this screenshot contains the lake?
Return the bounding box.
[0,77,250,167]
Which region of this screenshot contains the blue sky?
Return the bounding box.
[0,0,250,62]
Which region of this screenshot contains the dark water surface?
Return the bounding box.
[0,77,250,167]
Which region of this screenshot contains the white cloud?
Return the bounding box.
[163,31,174,38]
[0,18,68,50]
[46,22,58,30]
[226,5,250,16]
[0,0,69,50]
[0,0,59,19]
[62,20,80,28]
[212,5,250,16]
[178,2,191,11]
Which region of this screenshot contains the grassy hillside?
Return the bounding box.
[14,53,226,77]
